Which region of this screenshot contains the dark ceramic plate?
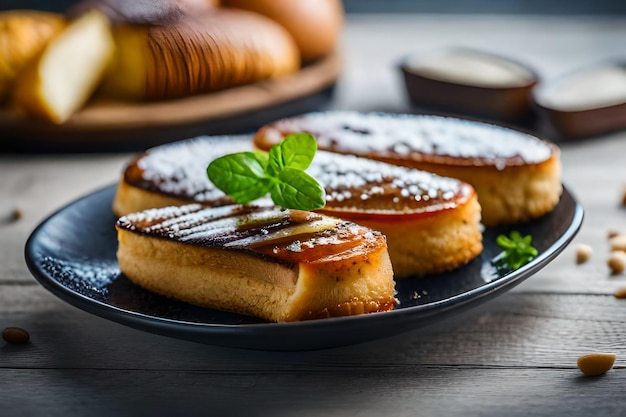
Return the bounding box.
[25,185,583,351]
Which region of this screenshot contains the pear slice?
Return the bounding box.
[13,9,114,124]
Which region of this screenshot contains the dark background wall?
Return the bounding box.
[1,0,626,15]
[343,0,626,15]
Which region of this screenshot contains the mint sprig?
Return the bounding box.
[207,133,326,211]
[493,231,539,271]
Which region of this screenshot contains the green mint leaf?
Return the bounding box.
[252,150,270,168]
[206,133,326,210]
[493,231,538,272]
[496,234,516,250]
[269,168,326,210]
[267,133,317,177]
[207,152,271,204]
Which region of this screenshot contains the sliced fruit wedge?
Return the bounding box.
[13,9,114,124]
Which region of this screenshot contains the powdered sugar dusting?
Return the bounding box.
[125,135,469,213]
[269,111,553,165]
[133,135,252,201]
[312,151,469,212]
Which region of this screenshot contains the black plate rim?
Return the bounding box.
[24,184,584,349]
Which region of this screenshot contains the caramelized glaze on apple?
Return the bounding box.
[116,203,385,265]
[310,151,473,219]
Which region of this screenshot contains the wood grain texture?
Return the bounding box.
[1,286,626,369]
[1,367,626,417]
[2,286,626,416]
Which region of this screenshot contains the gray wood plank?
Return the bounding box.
[1,285,625,370]
[1,367,625,417]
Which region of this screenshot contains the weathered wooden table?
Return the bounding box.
[2,15,626,416]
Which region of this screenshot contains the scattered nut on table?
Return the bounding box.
[575,243,592,264]
[608,230,621,239]
[622,185,626,207]
[0,207,23,224]
[2,327,30,344]
[609,234,626,252]
[577,353,616,376]
[12,208,23,220]
[614,287,626,299]
[608,251,626,274]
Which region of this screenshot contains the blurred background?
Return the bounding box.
[345,0,626,15]
[3,0,626,151]
[2,0,626,14]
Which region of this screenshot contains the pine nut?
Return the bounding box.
[12,208,23,220]
[614,287,626,299]
[577,353,616,376]
[609,235,626,252]
[575,243,592,264]
[2,327,30,344]
[608,230,621,239]
[608,251,626,274]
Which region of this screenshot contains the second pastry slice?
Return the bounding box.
[254,111,562,227]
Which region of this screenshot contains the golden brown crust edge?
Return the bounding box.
[112,177,192,217]
[328,188,483,277]
[375,149,562,227]
[221,0,344,62]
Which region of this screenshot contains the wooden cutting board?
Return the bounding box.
[0,51,342,152]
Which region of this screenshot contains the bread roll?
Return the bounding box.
[116,203,396,322]
[222,0,343,62]
[102,8,300,100]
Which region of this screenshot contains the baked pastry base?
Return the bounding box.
[116,207,397,322]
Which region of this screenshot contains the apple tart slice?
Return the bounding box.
[254,111,562,227]
[116,203,396,322]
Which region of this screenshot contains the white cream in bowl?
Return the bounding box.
[404,50,535,88]
[537,65,626,112]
